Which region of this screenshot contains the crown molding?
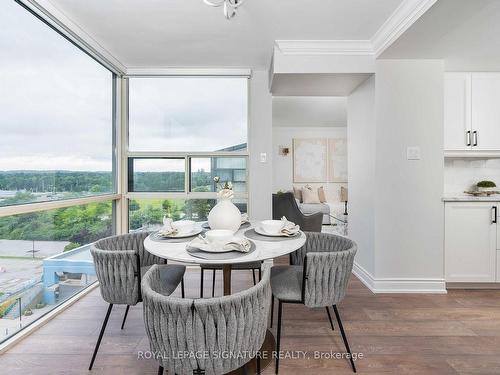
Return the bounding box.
[275,40,373,55]
[371,0,438,57]
[275,0,437,58]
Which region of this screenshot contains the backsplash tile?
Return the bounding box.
[444,158,500,193]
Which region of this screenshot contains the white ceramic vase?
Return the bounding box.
[208,197,241,233]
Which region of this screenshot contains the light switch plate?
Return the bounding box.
[407,146,421,160]
[260,153,267,163]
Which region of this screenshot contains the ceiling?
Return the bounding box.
[273,97,347,127]
[46,0,403,69]
[381,0,500,70]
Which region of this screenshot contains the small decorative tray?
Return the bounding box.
[464,190,500,196]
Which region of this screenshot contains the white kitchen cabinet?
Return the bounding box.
[444,73,470,151]
[444,72,500,153]
[445,202,497,282]
[471,73,500,150]
[497,251,500,282]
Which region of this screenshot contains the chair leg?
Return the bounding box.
[333,305,356,373]
[242,363,248,375]
[121,305,130,330]
[200,268,204,298]
[258,267,262,281]
[257,355,261,374]
[89,303,113,370]
[270,295,274,328]
[181,277,185,298]
[157,365,163,375]
[212,269,216,297]
[252,269,257,285]
[325,306,335,331]
[275,300,283,374]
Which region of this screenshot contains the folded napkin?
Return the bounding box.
[188,235,251,253]
[241,212,249,224]
[281,216,301,236]
[158,216,178,236]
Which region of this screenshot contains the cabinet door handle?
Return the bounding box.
[473,131,478,146]
[466,131,471,146]
[493,206,498,224]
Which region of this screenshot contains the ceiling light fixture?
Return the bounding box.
[203,0,245,20]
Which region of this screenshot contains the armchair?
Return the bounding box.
[272,192,322,232]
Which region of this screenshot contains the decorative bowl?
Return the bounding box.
[205,229,234,248]
[171,220,196,235]
[260,220,285,235]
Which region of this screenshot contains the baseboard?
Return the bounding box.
[446,282,500,289]
[353,262,447,294]
[352,262,376,291]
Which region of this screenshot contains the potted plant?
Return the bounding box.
[476,180,497,192]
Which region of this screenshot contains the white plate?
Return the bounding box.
[157,227,203,239]
[254,226,298,237]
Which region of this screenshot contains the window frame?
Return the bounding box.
[123,76,250,231]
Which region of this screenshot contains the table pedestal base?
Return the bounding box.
[228,330,275,375]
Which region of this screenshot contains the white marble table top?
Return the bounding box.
[143,220,306,265]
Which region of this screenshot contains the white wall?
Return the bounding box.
[272,126,347,203]
[272,49,376,74]
[348,61,445,292]
[347,75,376,275]
[374,60,444,282]
[248,70,273,220]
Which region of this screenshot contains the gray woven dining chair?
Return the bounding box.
[142,264,272,375]
[88,232,186,370]
[270,232,357,373]
[199,261,263,298]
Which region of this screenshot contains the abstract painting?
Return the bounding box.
[328,138,348,182]
[293,138,327,182]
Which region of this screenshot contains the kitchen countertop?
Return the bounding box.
[443,195,500,202]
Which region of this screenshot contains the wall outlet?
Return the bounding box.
[260,153,267,163]
[407,146,421,160]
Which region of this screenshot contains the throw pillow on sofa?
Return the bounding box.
[302,186,321,204]
[318,186,327,203]
[293,186,303,202]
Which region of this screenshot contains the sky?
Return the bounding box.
[129,77,247,153]
[0,1,247,172]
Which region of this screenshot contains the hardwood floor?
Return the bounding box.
[2,259,500,374]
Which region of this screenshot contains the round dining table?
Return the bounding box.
[143,220,306,374]
[143,220,306,296]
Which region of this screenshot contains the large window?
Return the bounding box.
[0,0,114,207]
[0,1,116,344]
[127,77,249,224]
